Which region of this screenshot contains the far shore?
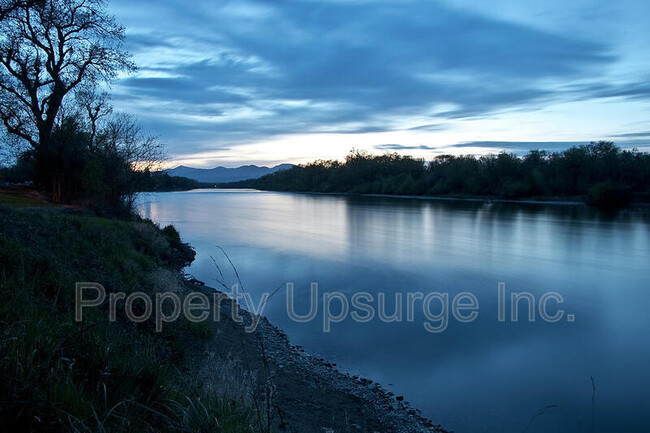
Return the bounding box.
[194,186,609,207]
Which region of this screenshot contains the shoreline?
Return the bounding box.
[211,187,650,208]
[185,277,445,433]
[212,186,594,206]
[288,190,587,206]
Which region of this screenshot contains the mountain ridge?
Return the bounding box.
[165,163,294,183]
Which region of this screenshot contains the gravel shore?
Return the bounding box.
[184,279,448,433]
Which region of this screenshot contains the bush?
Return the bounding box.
[4,113,164,215]
[162,224,182,244]
[587,181,632,209]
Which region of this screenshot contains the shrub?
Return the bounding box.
[162,224,182,244]
[587,181,632,209]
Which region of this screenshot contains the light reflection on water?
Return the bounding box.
[138,189,650,433]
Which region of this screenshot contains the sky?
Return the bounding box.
[109,0,650,168]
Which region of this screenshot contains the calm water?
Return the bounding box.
[138,189,650,433]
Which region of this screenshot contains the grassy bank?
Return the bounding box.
[0,205,255,433]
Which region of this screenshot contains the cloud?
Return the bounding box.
[405,123,447,132]
[579,80,650,101]
[374,144,440,151]
[110,0,614,153]
[449,140,649,154]
[452,141,590,151]
[610,131,650,138]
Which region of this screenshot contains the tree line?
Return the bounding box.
[134,169,202,192]
[237,142,650,208]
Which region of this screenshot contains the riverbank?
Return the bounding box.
[0,200,443,433]
[220,185,650,210]
[185,278,445,433]
[271,189,589,206]
[219,184,650,208]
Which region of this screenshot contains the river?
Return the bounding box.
[138,189,650,433]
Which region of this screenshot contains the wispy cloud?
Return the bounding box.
[610,131,650,138]
[375,144,441,151]
[449,140,649,154]
[452,141,591,151]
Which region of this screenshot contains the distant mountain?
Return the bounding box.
[165,164,294,184]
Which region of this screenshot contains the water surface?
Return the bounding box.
[138,189,650,433]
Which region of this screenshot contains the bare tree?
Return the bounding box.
[99,112,165,171]
[73,85,165,173]
[113,119,167,210]
[75,84,112,151]
[0,0,134,198]
[81,105,166,210]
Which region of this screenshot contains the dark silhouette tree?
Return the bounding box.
[0,0,134,200]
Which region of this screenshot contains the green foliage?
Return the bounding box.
[134,170,202,192]
[241,142,650,208]
[0,207,254,433]
[25,117,135,215]
[162,224,182,244]
[587,181,632,209]
[3,111,166,215]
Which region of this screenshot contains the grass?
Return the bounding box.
[0,189,59,208]
[0,205,256,433]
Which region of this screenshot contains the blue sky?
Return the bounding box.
[110,0,650,167]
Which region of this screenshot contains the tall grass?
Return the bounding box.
[0,207,256,432]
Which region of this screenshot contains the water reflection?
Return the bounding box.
[138,190,650,433]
